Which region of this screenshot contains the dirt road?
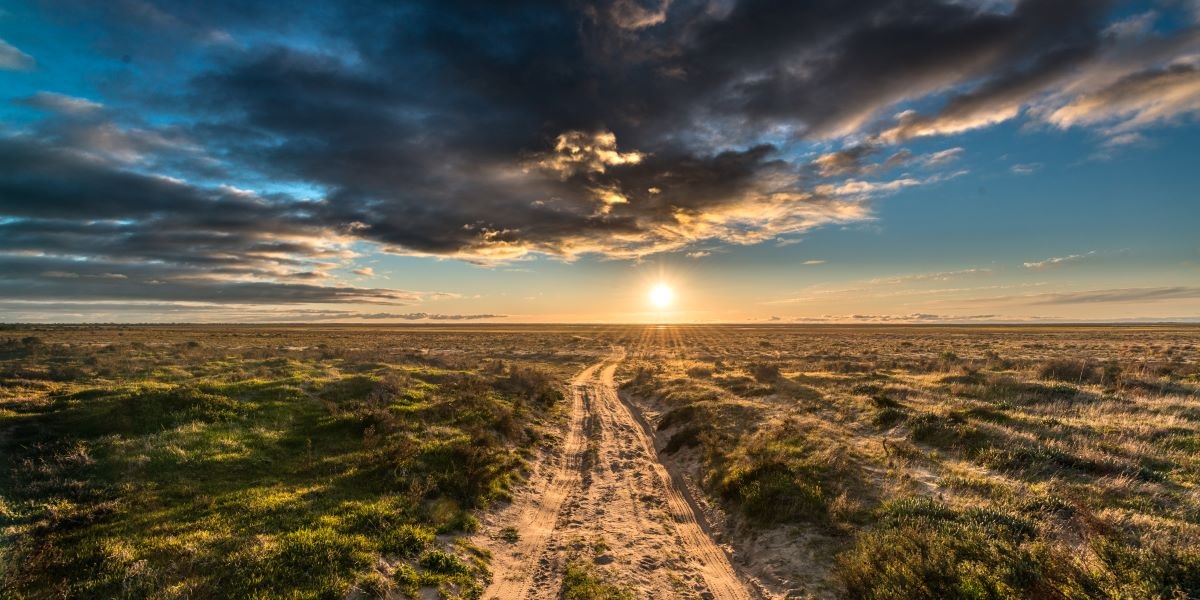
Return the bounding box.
[478,351,753,600]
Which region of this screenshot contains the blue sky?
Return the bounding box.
[1,0,1198,322]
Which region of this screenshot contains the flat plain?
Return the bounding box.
[1,324,1198,599]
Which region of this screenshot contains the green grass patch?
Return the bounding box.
[560,561,634,600]
[0,346,562,598]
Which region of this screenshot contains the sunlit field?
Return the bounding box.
[614,325,1200,598]
[2,324,1198,599]
[6,0,1200,597]
[0,325,587,598]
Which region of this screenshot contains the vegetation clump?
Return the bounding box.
[614,325,1200,598]
[837,497,1200,599]
[560,561,634,600]
[0,326,571,598]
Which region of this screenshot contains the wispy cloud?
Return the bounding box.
[1030,286,1200,305]
[869,268,992,285]
[1023,251,1095,269]
[1042,61,1200,134]
[919,147,964,167]
[18,92,104,115]
[791,313,1000,323]
[0,38,34,71]
[762,268,995,305]
[1102,132,1148,149]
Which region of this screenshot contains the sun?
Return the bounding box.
[649,283,674,309]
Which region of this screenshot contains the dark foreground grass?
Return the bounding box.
[837,497,1200,600]
[0,329,569,598]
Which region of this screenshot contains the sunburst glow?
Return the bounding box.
[649,283,674,308]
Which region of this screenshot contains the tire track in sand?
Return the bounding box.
[479,350,754,600]
[599,360,752,600]
[481,361,600,600]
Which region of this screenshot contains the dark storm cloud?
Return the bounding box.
[700,0,1110,137]
[3,0,1199,307]
[174,0,1195,259]
[158,2,1048,259]
[0,253,419,305]
[0,135,421,304]
[0,302,502,323]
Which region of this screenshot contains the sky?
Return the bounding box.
[0,0,1198,323]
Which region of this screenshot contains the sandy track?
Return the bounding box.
[479,351,753,600]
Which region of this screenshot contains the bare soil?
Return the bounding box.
[477,350,754,599]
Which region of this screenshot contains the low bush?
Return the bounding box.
[907,412,988,452]
[838,497,1200,599]
[657,402,704,429]
[1038,359,1105,385]
[713,420,858,525]
[872,406,906,428]
[750,362,782,383]
[663,426,703,453]
[837,498,1045,600]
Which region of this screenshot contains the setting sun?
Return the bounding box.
[649,283,674,309]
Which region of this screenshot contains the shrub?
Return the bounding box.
[721,461,826,524]
[837,498,1042,600]
[938,370,986,385]
[499,526,520,543]
[870,394,902,408]
[656,405,699,431]
[840,497,1200,599]
[418,549,469,575]
[750,362,781,383]
[872,406,906,428]
[1038,359,1103,384]
[499,366,563,407]
[663,426,702,453]
[1088,531,1200,597]
[379,524,435,558]
[907,412,986,451]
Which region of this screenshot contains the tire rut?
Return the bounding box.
[479,351,754,600]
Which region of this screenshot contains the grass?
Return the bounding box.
[713,418,859,526]
[0,327,574,598]
[560,561,634,600]
[615,324,1200,598]
[838,497,1200,599]
[3,324,1199,599]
